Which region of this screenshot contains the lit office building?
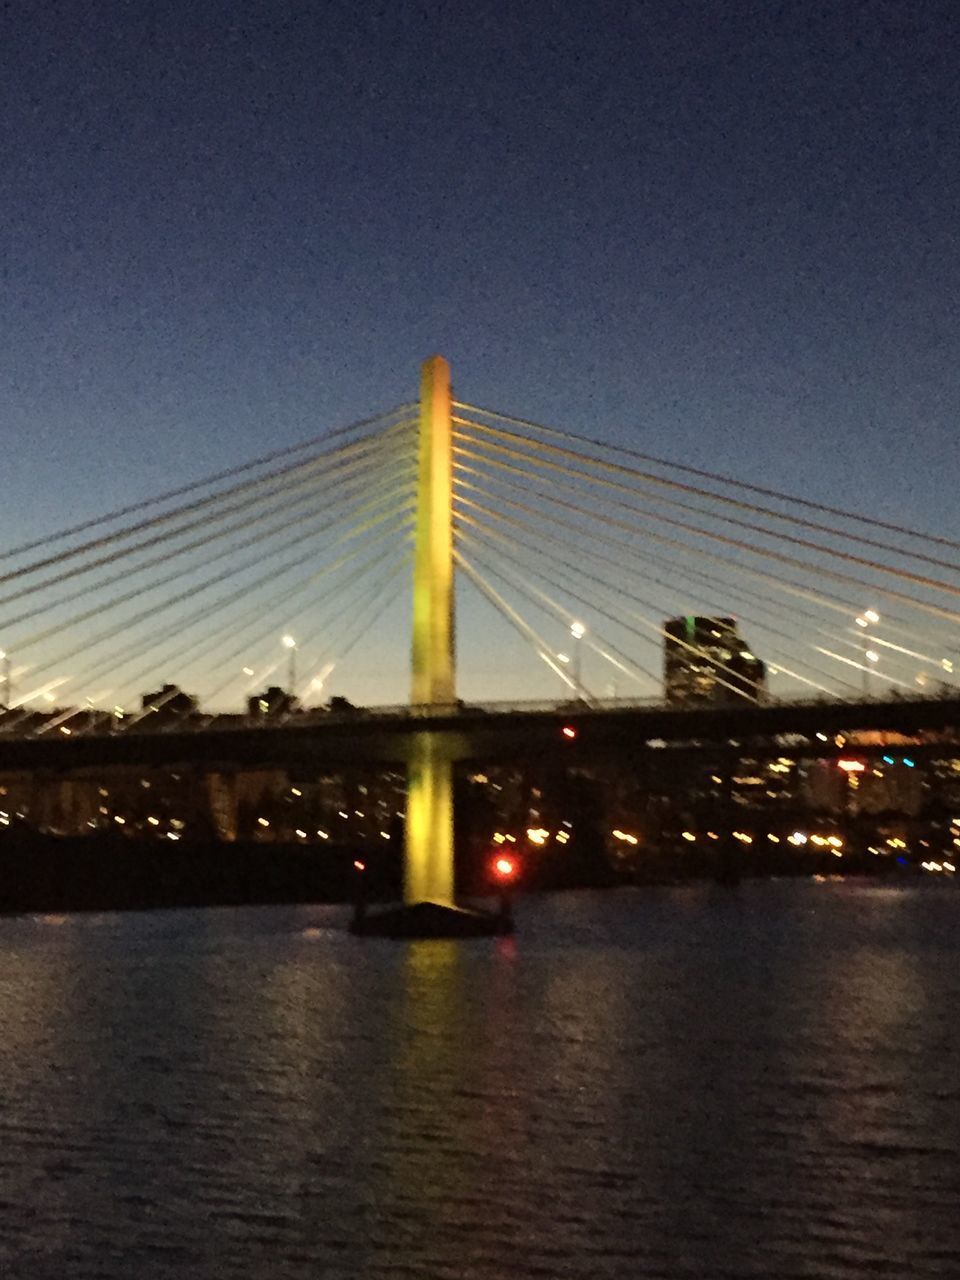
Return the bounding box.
[664,616,766,706]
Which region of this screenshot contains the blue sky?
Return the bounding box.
[2,1,959,707]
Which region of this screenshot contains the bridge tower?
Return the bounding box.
[405,355,456,905]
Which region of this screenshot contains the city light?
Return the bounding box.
[492,855,517,880]
[281,634,297,691]
[838,759,866,772]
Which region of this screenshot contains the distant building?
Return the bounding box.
[247,686,297,718]
[140,684,198,719]
[663,616,766,706]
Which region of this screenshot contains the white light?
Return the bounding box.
[942,659,954,673]
[864,609,880,624]
[855,616,868,627]
[242,666,255,677]
[282,634,296,649]
[556,652,570,664]
[570,621,586,640]
[865,650,879,663]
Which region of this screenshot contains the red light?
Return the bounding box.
[837,759,866,773]
[562,725,577,739]
[353,859,366,872]
[493,856,516,880]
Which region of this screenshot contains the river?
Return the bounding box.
[1,880,958,1278]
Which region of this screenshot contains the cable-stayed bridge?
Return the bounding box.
[2,357,959,917]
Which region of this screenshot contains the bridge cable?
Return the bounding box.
[0,404,415,563]
[454,402,960,555]
[24,515,414,731]
[457,512,823,700]
[13,496,414,718]
[0,435,416,632]
[0,418,415,607]
[457,522,843,698]
[450,458,960,628]
[452,428,960,601]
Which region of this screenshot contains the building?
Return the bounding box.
[140,684,199,720]
[663,616,766,706]
[247,686,298,718]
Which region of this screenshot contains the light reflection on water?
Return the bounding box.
[1,881,959,1278]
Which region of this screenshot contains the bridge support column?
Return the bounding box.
[404,732,454,905]
[406,354,455,906]
[356,357,508,936]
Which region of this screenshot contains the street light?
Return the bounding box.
[570,620,586,697]
[281,633,297,693]
[854,610,880,697]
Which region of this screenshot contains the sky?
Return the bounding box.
[2,0,959,708]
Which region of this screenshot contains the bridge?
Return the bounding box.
[2,357,959,924]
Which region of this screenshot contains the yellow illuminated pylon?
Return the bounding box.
[405,355,456,905]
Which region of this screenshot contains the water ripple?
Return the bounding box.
[1,884,959,1277]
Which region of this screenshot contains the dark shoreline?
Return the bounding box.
[0,828,921,916]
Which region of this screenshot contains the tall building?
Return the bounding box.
[663,616,766,706]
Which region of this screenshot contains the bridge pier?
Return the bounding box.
[355,356,506,938]
[206,771,238,843]
[404,731,454,905]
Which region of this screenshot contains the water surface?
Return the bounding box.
[1,881,959,1278]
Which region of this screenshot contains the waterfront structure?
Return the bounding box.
[663,616,766,706]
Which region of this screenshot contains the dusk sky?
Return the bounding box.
[2,1,959,706]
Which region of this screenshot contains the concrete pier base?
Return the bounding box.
[350,900,511,939]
